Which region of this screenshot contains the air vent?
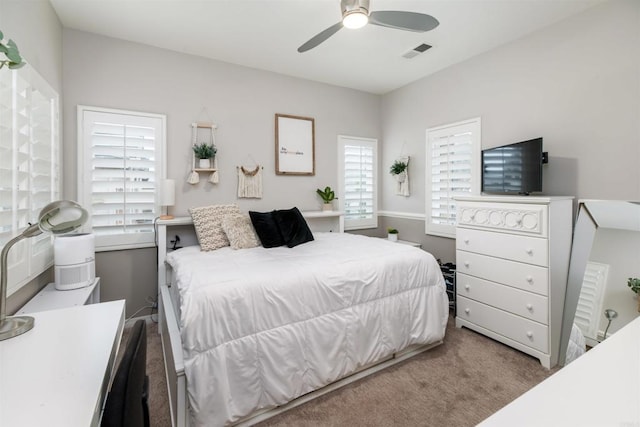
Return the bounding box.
[402,43,432,59]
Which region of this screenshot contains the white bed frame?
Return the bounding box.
[156,212,442,427]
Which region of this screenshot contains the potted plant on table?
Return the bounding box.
[192,142,216,169]
[316,186,336,211]
[389,160,408,183]
[387,227,399,242]
[628,277,640,312]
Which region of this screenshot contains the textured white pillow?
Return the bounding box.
[189,204,240,251]
[221,214,261,250]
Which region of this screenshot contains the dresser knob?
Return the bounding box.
[526,331,533,339]
[464,261,470,268]
[526,275,533,283]
[464,308,470,314]
[464,238,469,244]
[526,304,533,311]
[464,285,470,291]
[526,248,533,255]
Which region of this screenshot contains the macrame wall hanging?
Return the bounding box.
[392,155,410,197]
[187,122,219,185]
[237,156,263,198]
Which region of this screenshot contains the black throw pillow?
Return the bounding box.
[274,207,314,248]
[248,210,284,248]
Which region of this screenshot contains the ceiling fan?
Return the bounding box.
[298,0,439,53]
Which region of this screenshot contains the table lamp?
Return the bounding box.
[160,179,175,220]
[0,200,88,341]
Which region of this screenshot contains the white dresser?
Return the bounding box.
[454,196,573,368]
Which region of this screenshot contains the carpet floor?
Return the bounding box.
[127,314,556,427]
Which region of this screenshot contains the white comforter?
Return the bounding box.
[166,232,449,426]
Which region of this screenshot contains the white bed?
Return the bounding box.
[158,222,448,427]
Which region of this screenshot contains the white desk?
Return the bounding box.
[0,300,125,426]
[479,316,640,426]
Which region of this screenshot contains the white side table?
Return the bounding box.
[16,277,100,315]
[377,237,421,248]
[395,239,421,248]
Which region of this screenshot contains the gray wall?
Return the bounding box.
[62,30,381,316]
[7,0,639,316]
[378,0,640,258]
[1,0,63,314]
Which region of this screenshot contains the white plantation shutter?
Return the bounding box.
[0,64,60,295]
[78,107,166,251]
[575,261,609,344]
[426,118,480,238]
[338,135,377,230]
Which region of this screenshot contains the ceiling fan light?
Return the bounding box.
[343,10,368,29]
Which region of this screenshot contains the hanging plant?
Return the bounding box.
[192,142,216,159]
[389,160,408,176]
[0,30,25,70]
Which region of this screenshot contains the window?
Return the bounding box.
[0,64,60,295]
[338,135,377,230]
[425,118,481,238]
[78,106,166,251]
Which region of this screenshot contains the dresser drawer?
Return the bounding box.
[456,227,548,267]
[456,250,548,296]
[457,296,548,353]
[456,273,548,324]
[457,201,548,237]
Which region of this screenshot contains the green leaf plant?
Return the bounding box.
[316,186,336,203]
[0,30,26,70]
[192,142,216,159]
[389,160,407,175]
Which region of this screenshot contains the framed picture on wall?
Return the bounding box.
[275,113,315,175]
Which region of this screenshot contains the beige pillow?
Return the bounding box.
[221,214,261,250]
[189,204,240,251]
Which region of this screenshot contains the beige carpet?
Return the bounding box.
[126,314,556,427]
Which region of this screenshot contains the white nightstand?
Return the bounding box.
[16,277,101,315]
[376,237,421,248]
[395,239,421,248]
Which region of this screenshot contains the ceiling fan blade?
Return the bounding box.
[369,11,439,32]
[298,22,344,53]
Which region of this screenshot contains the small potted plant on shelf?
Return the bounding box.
[387,227,399,242]
[389,160,408,183]
[628,277,640,312]
[316,186,336,211]
[192,143,216,169]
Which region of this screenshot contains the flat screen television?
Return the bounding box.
[481,137,547,195]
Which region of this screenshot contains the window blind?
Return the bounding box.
[430,132,473,226]
[426,118,480,238]
[338,136,377,230]
[575,261,608,343]
[0,64,60,295]
[79,108,165,251]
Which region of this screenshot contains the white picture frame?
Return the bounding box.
[275,114,315,175]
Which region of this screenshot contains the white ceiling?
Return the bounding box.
[50,0,606,94]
